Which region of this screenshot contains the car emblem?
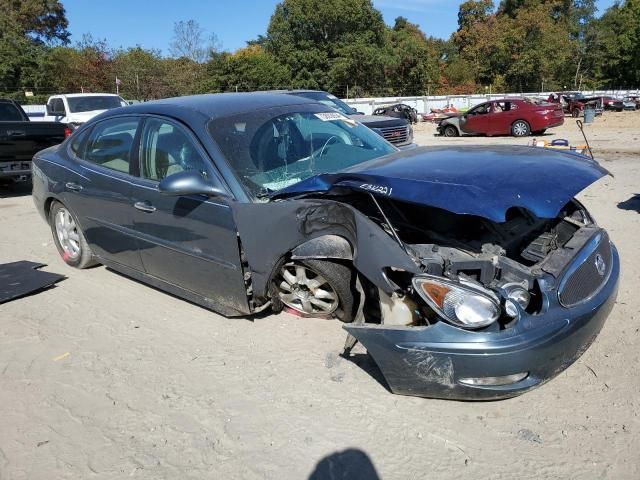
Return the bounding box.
[390,131,402,137]
[595,254,606,276]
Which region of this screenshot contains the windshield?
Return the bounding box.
[67,96,125,113]
[292,92,356,116]
[208,105,396,198]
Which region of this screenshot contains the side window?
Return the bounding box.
[70,128,91,157]
[84,118,139,174]
[139,118,210,181]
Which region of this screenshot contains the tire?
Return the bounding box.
[49,201,97,269]
[511,120,531,137]
[532,129,546,135]
[272,259,356,322]
[572,109,581,118]
[443,125,459,137]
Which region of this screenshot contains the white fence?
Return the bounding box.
[21,90,640,120]
[343,90,640,115]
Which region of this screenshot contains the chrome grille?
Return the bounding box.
[379,126,408,145]
[558,231,612,307]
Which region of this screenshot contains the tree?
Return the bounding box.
[198,45,291,92]
[169,20,220,63]
[595,0,640,88]
[0,0,69,97]
[264,0,388,92]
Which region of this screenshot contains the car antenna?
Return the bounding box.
[368,193,416,262]
[576,119,594,160]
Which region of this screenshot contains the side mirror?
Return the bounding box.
[158,171,228,198]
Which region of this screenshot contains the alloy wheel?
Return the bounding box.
[54,208,81,260]
[276,264,339,315]
[512,121,529,137]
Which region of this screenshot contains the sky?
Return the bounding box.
[62,0,619,54]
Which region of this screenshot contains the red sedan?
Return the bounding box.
[437,98,564,137]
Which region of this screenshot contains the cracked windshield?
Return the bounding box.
[209,105,396,197]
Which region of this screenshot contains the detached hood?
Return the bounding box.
[273,146,609,223]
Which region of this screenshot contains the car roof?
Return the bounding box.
[96,92,319,123]
[56,93,122,98]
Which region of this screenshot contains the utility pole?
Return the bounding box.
[135,73,140,101]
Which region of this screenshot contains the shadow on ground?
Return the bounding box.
[342,351,391,393]
[617,194,640,213]
[309,448,380,480]
[0,182,32,199]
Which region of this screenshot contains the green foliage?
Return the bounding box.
[0,0,637,102]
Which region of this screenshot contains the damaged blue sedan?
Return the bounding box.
[32,93,619,400]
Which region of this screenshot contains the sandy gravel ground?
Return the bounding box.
[0,111,639,479]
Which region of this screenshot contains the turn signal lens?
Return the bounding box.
[413,276,500,329]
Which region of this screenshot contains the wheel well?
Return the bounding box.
[512,119,530,127]
[44,197,58,218]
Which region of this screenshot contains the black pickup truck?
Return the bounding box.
[0,99,70,184]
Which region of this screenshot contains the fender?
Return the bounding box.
[291,235,353,260]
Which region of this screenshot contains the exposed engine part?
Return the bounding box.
[379,289,419,326]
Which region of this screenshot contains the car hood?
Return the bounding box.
[351,114,408,128]
[272,145,609,223]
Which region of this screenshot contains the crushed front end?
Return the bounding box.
[341,196,619,400]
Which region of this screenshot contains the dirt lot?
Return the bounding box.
[1,111,639,479]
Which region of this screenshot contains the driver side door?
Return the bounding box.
[460,102,492,135]
[128,116,249,315]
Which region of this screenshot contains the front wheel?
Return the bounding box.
[49,201,97,269]
[272,260,356,322]
[572,108,581,118]
[443,125,459,137]
[511,120,531,137]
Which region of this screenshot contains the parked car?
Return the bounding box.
[0,99,71,184]
[622,97,638,111]
[598,96,624,112]
[44,93,128,127]
[373,103,419,124]
[32,93,619,400]
[437,98,564,137]
[547,92,602,118]
[276,90,415,149]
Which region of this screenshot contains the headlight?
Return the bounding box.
[413,275,500,329]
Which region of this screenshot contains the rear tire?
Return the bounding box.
[572,108,581,118]
[49,201,97,269]
[272,259,356,322]
[511,120,531,137]
[443,125,459,137]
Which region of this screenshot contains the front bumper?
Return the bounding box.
[345,244,619,400]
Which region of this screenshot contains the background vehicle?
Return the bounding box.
[0,99,70,183]
[278,90,415,148]
[622,97,638,110]
[373,103,419,124]
[599,96,624,112]
[437,98,564,137]
[547,92,602,118]
[31,93,618,400]
[44,93,128,127]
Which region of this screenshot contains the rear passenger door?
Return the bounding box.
[128,117,249,314]
[64,116,144,271]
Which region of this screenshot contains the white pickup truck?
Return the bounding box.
[44,93,128,127]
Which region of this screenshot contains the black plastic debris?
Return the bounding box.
[0,261,65,304]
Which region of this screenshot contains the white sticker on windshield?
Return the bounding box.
[315,112,349,122]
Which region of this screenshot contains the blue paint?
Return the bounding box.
[273,145,609,223]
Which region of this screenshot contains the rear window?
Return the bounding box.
[0,102,23,121]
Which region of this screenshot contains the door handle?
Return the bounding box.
[134,201,156,213]
[65,182,83,192]
[7,130,26,137]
